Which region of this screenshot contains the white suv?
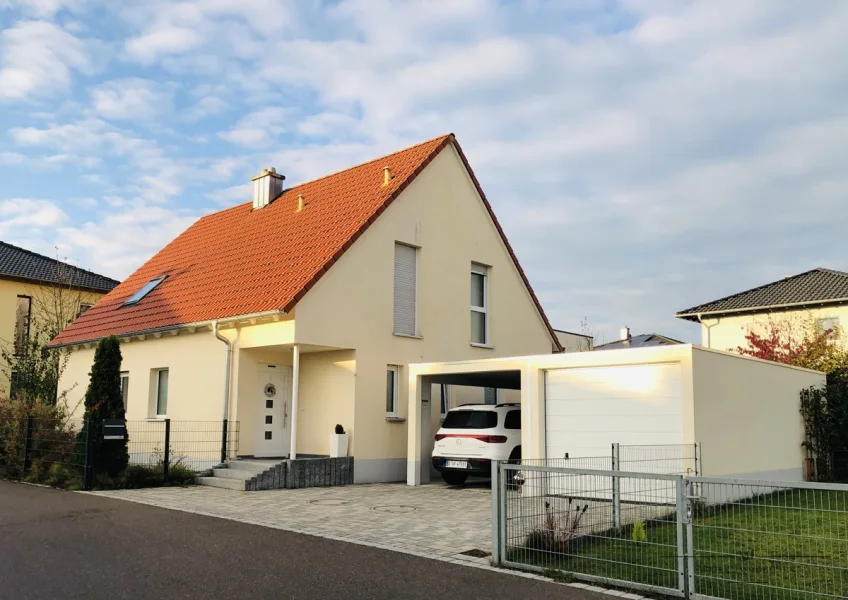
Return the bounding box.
[432,403,521,485]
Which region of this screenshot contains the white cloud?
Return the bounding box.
[0,20,92,101]
[125,26,204,64]
[219,107,292,147]
[0,198,68,236]
[90,78,173,121]
[185,95,228,121]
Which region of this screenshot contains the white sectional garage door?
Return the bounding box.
[544,363,684,460]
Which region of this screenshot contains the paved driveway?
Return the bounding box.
[93,481,494,567]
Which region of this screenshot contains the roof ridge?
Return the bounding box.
[0,240,120,284]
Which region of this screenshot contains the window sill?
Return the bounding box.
[146,416,167,421]
[393,333,422,340]
[471,342,494,349]
[385,416,406,423]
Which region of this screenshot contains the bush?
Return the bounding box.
[0,397,71,481]
[631,520,647,542]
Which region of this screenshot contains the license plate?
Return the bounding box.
[445,460,468,469]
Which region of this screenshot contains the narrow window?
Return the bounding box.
[9,371,19,400]
[386,365,400,417]
[393,243,417,336]
[124,275,166,306]
[484,387,499,405]
[471,264,488,345]
[155,369,169,416]
[120,372,130,410]
[14,295,31,355]
[440,384,451,421]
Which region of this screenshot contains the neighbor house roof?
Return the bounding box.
[676,268,848,322]
[51,134,561,349]
[0,241,119,293]
[594,333,683,351]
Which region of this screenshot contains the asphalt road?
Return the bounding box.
[0,481,605,600]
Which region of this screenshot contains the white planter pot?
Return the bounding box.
[330,433,349,458]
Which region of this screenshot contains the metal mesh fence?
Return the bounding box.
[518,443,699,476]
[687,477,848,600]
[494,463,848,600]
[26,418,86,483]
[499,464,685,597]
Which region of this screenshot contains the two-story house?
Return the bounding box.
[676,268,848,351]
[51,134,561,483]
[1,242,118,399]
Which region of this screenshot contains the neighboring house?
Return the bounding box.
[554,329,593,352]
[51,134,561,483]
[676,268,848,351]
[594,325,682,351]
[0,241,119,399]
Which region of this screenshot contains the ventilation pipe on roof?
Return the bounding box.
[383,165,392,187]
[620,325,631,343]
[297,193,305,212]
[252,167,285,209]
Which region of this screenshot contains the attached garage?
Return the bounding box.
[406,345,823,486]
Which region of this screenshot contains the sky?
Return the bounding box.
[1,0,847,345]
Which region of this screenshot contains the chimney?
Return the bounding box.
[383,165,392,187]
[297,194,305,212]
[252,167,285,209]
[620,325,631,342]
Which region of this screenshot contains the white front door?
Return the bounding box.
[254,364,292,458]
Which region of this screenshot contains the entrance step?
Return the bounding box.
[196,456,354,491]
[196,476,247,491]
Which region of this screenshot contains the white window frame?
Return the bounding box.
[471,263,489,346]
[155,368,169,418]
[817,317,840,341]
[386,365,400,418]
[120,371,130,411]
[393,242,418,337]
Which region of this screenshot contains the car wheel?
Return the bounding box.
[442,471,468,486]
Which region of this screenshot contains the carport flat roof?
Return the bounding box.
[408,343,824,375]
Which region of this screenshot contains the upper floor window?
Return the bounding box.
[471,263,488,345]
[124,275,166,306]
[817,317,840,340]
[393,243,417,336]
[14,295,31,355]
[121,371,130,410]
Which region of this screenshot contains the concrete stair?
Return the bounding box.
[197,459,284,491]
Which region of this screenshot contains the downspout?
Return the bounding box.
[696,313,719,348]
[213,321,233,460]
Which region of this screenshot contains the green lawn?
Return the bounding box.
[508,489,848,600]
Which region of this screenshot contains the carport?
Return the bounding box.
[406,345,823,486]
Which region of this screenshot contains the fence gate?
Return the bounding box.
[494,463,848,600]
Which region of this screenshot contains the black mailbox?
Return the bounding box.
[103,419,127,440]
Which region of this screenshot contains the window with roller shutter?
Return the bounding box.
[393,242,417,336]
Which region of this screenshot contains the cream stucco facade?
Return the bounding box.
[59,144,556,482]
[1,278,106,400]
[693,305,848,353]
[407,345,824,486]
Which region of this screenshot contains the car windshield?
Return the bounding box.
[442,410,497,429]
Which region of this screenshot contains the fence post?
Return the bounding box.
[675,477,687,596]
[491,460,502,565]
[220,419,228,465]
[685,478,697,597]
[163,419,171,482]
[612,442,621,529]
[82,418,93,491]
[23,415,34,475]
[694,443,701,477]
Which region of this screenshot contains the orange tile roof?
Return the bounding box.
[52,134,561,350]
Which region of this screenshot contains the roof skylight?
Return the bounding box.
[123,275,166,306]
